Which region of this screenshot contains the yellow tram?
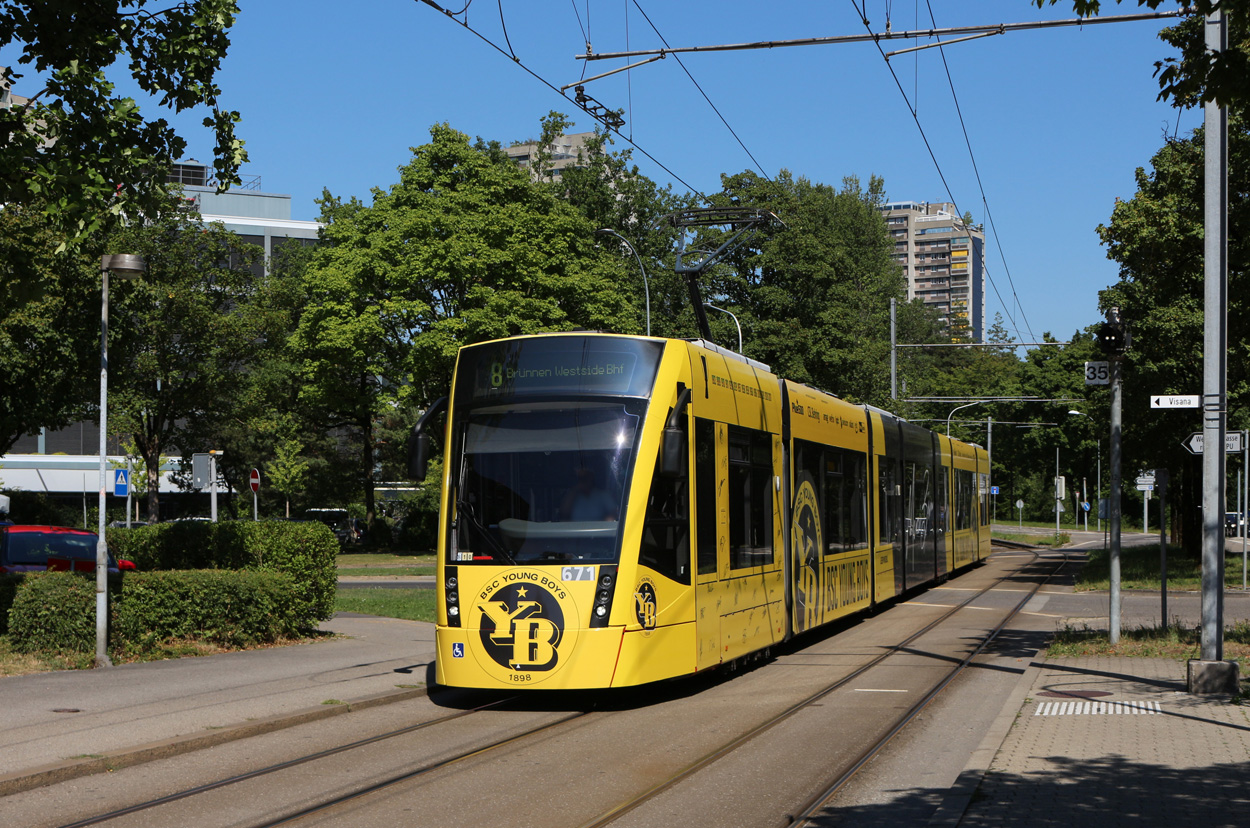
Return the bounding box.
[412,333,990,690]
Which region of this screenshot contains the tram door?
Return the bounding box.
[692,415,723,671]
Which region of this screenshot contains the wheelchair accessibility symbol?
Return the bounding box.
[452,642,465,658]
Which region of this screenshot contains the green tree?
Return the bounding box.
[699,170,909,405]
[1096,109,1250,541]
[0,1,247,244]
[0,202,97,454]
[292,123,636,525]
[264,437,309,518]
[105,194,265,522]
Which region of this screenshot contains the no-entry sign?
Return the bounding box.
[249,468,261,493]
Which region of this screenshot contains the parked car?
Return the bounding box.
[1225,512,1246,538]
[0,525,136,574]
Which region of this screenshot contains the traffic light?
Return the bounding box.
[1097,308,1129,356]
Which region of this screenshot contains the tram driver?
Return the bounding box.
[560,465,618,522]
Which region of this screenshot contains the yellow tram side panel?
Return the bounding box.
[784,381,875,628]
[975,443,992,562]
[689,343,786,665]
[947,437,980,571]
[866,410,898,603]
[608,342,702,685]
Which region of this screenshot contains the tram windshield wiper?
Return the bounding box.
[455,499,516,564]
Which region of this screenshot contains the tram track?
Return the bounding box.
[54,696,593,828]
[577,547,1072,828]
[40,548,1064,828]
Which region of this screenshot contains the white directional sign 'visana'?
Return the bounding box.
[1152,395,1200,408]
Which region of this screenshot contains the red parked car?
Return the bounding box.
[0,525,136,574]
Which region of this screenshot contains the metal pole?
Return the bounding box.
[96,266,112,669]
[704,303,742,353]
[1200,7,1228,663]
[1243,435,1247,590]
[1143,488,1149,535]
[891,298,898,400]
[596,229,651,337]
[1055,447,1061,536]
[1097,439,1102,533]
[1110,357,1123,644]
[210,452,218,523]
[125,457,132,529]
[1160,469,1169,628]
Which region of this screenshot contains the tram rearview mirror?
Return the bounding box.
[408,433,431,482]
[660,427,686,478]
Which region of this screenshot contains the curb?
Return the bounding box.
[926,652,1048,827]
[0,685,429,797]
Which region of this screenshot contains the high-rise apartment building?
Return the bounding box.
[505,132,595,181]
[881,201,986,341]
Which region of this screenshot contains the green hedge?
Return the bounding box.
[0,574,20,635]
[8,570,304,655]
[107,520,337,621]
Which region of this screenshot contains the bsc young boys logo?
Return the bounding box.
[791,474,822,633]
[474,572,579,683]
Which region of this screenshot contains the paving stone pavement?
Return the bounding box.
[958,656,1250,828]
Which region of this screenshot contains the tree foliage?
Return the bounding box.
[0,0,246,243]
[695,170,915,405]
[105,194,265,521]
[292,123,636,523]
[0,202,97,454]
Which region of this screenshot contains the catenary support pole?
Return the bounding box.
[1110,357,1122,644]
[1200,8,1228,663]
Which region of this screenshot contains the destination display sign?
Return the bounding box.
[458,337,664,402]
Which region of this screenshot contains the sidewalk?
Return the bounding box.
[930,579,1250,828]
[0,613,436,795]
[948,655,1250,828]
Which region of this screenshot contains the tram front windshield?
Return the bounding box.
[451,401,645,565]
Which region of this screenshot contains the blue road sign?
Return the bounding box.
[113,469,130,497]
[990,486,1000,495]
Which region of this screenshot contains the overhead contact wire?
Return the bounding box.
[851,0,1023,344]
[925,0,1037,343]
[630,0,771,180]
[417,0,705,199]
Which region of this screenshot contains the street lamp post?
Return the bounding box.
[704,303,742,353]
[97,253,145,668]
[595,229,650,336]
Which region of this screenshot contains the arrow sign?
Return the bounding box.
[113,469,130,497]
[1152,395,1199,408]
[1183,431,1245,455]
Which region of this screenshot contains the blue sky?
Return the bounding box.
[4,1,1202,345]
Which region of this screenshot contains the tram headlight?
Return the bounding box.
[590,565,617,629]
[444,565,461,627]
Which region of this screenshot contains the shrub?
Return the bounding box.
[7,572,99,653]
[105,520,337,621]
[0,573,23,635]
[111,570,303,655]
[8,570,305,656]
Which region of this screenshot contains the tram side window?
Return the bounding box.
[825,449,868,553]
[954,469,974,531]
[695,418,718,576]
[878,457,900,544]
[640,411,691,584]
[729,426,774,569]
